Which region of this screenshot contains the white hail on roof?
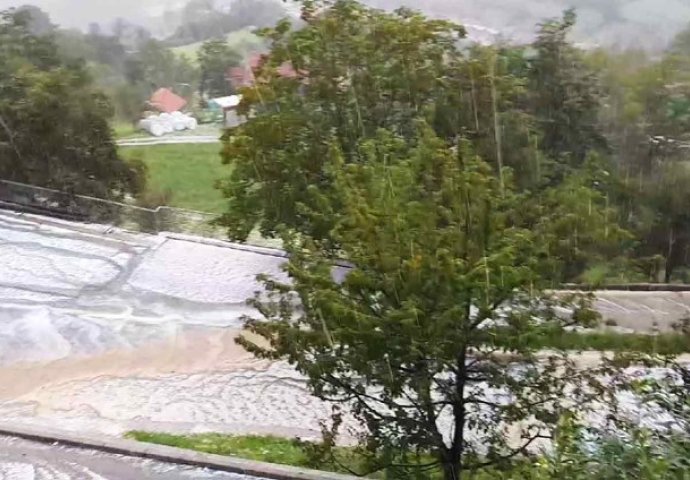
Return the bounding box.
[210,95,243,109]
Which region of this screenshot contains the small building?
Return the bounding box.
[208,95,244,127]
[148,88,187,114]
[227,53,305,92]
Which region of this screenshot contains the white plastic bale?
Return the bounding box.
[137,112,198,135]
[150,123,165,137]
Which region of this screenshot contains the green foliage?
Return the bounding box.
[171,28,266,61]
[54,21,199,122]
[528,10,607,174]
[521,156,631,282]
[518,330,690,355]
[119,144,227,213]
[127,39,200,95]
[198,38,242,98]
[129,422,690,480]
[126,431,312,467]
[219,0,467,241]
[0,10,142,199]
[219,2,626,283]
[237,125,615,479]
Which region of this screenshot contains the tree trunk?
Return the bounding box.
[665,227,675,283]
[469,71,480,133]
[0,113,22,160]
[488,53,504,195]
[443,461,462,480]
[443,346,468,480]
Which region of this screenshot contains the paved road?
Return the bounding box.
[0,435,259,480]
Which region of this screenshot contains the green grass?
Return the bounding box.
[483,329,690,355]
[127,432,309,466]
[127,429,690,480]
[127,431,450,478]
[171,28,266,61]
[540,330,690,355]
[112,121,140,140]
[126,432,376,476]
[119,144,228,213]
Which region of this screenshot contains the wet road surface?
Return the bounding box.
[0,435,261,479]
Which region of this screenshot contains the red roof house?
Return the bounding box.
[227,53,305,91]
[148,88,187,113]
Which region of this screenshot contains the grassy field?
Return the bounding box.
[127,432,312,468]
[171,28,266,61]
[127,428,690,480]
[126,432,423,478]
[119,143,228,213]
[112,121,140,140]
[483,328,690,355]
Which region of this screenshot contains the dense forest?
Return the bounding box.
[219,2,690,285]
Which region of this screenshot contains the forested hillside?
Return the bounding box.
[2,0,687,50]
[219,3,690,284]
[367,0,690,50]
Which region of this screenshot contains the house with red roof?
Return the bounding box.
[148,88,187,113]
[227,53,303,91]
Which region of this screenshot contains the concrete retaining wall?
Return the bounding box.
[0,423,358,480]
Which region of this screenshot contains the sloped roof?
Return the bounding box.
[209,95,243,109]
[227,53,305,90]
[148,88,187,113]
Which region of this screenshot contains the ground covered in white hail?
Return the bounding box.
[0,209,688,445]
[0,435,258,480]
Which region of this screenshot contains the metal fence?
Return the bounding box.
[0,179,226,239]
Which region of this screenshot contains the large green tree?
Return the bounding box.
[219,0,464,242]
[590,23,690,282]
[219,1,625,282]
[0,10,142,199]
[528,10,607,178]
[239,126,612,479]
[198,38,241,98]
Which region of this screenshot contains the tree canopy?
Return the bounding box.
[219,1,621,284]
[239,124,612,479]
[198,38,242,98]
[0,9,142,198]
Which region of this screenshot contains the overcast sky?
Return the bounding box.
[0,0,188,29]
[0,0,687,50]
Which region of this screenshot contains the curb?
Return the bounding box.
[117,136,220,146]
[0,423,358,480]
[162,231,288,258]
